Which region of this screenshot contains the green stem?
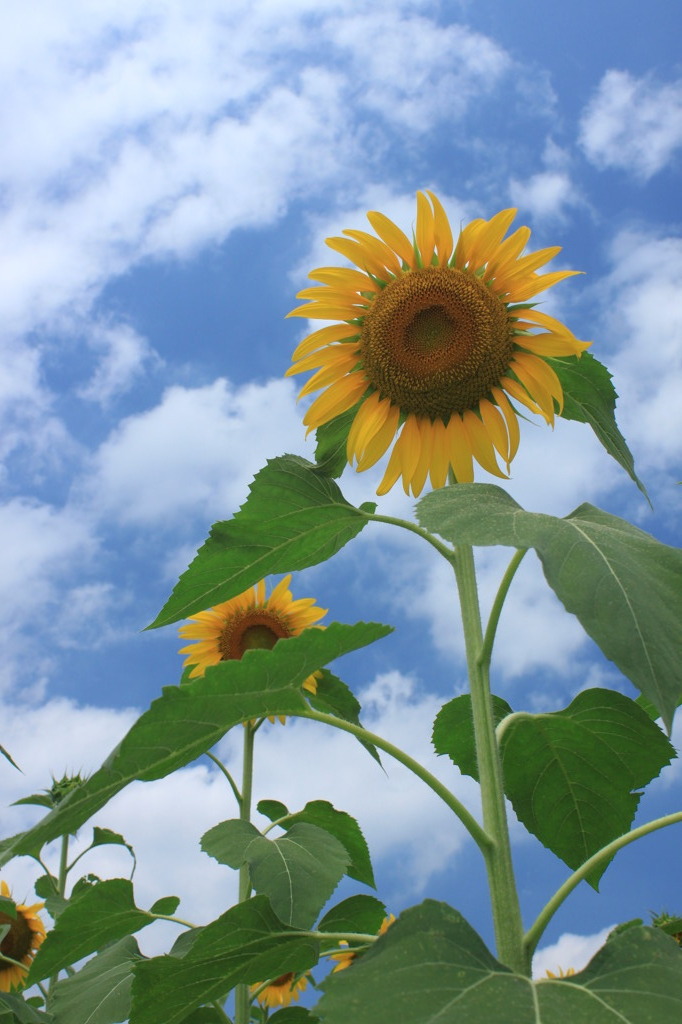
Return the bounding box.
[47,833,71,996]
[211,998,234,1023]
[150,913,197,929]
[452,544,526,974]
[300,709,491,854]
[478,549,527,671]
[235,723,256,1024]
[207,751,243,808]
[364,510,456,561]
[524,810,682,959]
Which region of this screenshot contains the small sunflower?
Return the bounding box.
[545,966,576,979]
[287,191,590,496]
[250,971,309,1008]
[178,575,327,723]
[330,913,396,973]
[0,881,46,992]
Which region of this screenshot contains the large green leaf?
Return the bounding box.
[50,936,142,1024]
[418,484,682,729]
[245,823,349,928]
[270,1010,320,1024]
[130,896,318,1024]
[0,994,52,1023]
[499,689,675,884]
[315,900,682,1023]
[27,880,159,984]
[281,801,374,888]
[149,455,369,629]
[0,622,390,868]
[432,694,513,779]
[551,353,647,498]
[317,895,387,938]
[313,404,361,479]
[201,820,261,869]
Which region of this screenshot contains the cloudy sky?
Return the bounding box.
[2,0,681,983]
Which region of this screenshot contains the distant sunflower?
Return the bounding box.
[178,575,326,723]
[545,966,576,979]
[287,191,590,496]
[330,913,396,973]
[0,881,46,992]
[250,971,309,1008]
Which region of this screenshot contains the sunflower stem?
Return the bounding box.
[235,722,256,1024]
[478,548,527,671]
[452,544,527,975]
[47,833,71,995]
[206,751,242,807]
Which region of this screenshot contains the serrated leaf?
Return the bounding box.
[551,353,648,499]
[317,895,386,938]
[432,695,513,778]
[50,936,143,1024]
[201,820,261,869]
[499,689,675,885]
[149,896,180,916]
[314,404,360,478]
[91,827,136,874]
[149,455,369,629]
[245,823,349,928]
[307,670,381,766]
[418,484,682,729]
[0,993,52,1022]
[0,622,390,869]
[26,879,157,983]
[257,800,289,823]
[282,801,374,888]
[315,900,682,1023]
[130,896,318,1024]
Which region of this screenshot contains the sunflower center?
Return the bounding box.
[0,910,32,962]
[360,266,513,419]
[219,611,290,661]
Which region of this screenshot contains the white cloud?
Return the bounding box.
[82,377,309,526]
[533,924,614,978]
[579,70,682,180]
[77,322,160,405]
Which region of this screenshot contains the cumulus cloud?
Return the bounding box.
[533,925,614,978]
[510,139,582,223]
[579,70,682,180]
[77,322,160,405]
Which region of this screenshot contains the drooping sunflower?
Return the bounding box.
[287,192,590,496]
[250,971,309,1008]
[330,913,396,973]
[178,575,327,723]
[0,881,46,992]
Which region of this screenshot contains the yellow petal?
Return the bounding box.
[428,416,450,489]
[515,333,591,357]
[287,302,362,321]
[416,191,436,266]
[462,410,508,478]
[512,352,564,413]
[297,351,360,399]
[509,269,582,302]
[453,218,485,270]
[295,286,370,307]
[478,398,511,465]
[325,235,389,279]
[303,374,368,430]
[347,392,390,463]
[445,413,474,482]
[342,229,403,277]
[356,403,400,470]
[426,191,454,266]
[490,386,521,461]
[408,416,434,496]
[466,208,518,272]
[503,366,554,424]
[288,342,361,377]
[291,323,361,362]
[366,210,415,267]
[308,266,376,292]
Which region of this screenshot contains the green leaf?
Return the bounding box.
[0,896,16,918]
[177,1010,228,1024]
[317,895,386,938]
[270,1010,320,1024]
[432,695,513,778]
[315,900,682,1023]
[314,404,360,478]
[0,621,390,868]
[91,827,137,874]
[245,823,349,928]
[257,800,289,823]
[130,896,319,1024]
[50,936,143,1024]
[498,689,675,885]
[0,993,52,1023]
[551,353,648,499]
[201,820,261,869]
[149,455,369,629]
[281,801,375,888]
[307,670,381,766]
[149,895,181,916]
[11,795,52,810]
[26,879,159,983]
[0,745,21,772]
[418,484,682,729]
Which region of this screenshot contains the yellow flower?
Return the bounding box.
[330,913,396,973]
[178,575,326,723]
[250,971,309,1008]
[0,881,46,992]
[545,966,576,979]
[287,191,590,496]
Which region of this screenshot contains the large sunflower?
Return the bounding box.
[250,971,309,1008]
[287,192,590,496]
[0,881,46,992]
[178,575,326,723]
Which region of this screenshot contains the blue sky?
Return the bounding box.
[2,0,681,980]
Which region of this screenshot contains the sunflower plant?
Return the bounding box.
[1,192,682,1024]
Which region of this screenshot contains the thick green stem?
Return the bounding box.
[235,724,256,1024]
[452,545,527,975]
[47,834,71,996]
[524,810,682,959]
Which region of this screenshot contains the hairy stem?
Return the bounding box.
[234,723,256,1024]
[479,548,527,671]
[524,810,682,959]
[452,544,527,974]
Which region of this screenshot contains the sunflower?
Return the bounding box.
[287,191,590,496]
[250,971,309,1008]
[0,881,46,992]
[178,575,326,723]
[330,913,396,973]
[545,966,576,979]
